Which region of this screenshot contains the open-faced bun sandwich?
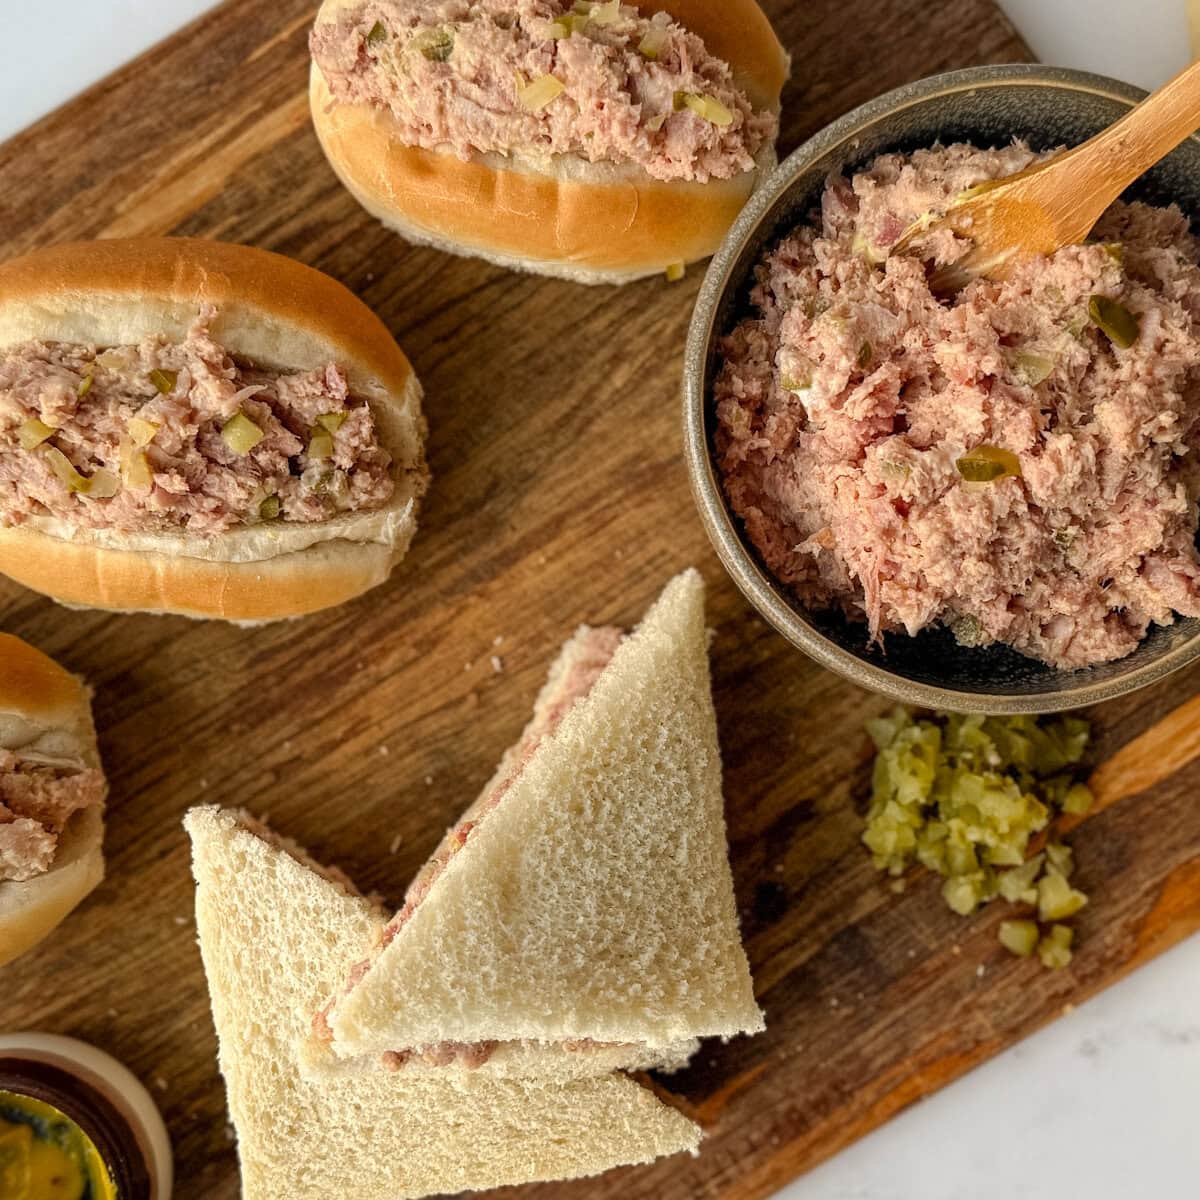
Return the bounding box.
[309,0,790,283]
[0,634,106,967]
[0,238,428,622]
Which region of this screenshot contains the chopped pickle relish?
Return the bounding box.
[863,708,1094,968]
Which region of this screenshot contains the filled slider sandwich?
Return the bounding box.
[308,570,763,1077]
[0,238,428,622]
[1,634,106,967]
[186,806,700,1200]
[309,0,790,283]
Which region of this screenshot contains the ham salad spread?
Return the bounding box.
[310,0,776,183]
[715,142,1200,670]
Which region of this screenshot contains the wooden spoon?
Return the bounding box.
[894,59,1200,292]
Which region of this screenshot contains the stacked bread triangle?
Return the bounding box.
[186,570,763,1199]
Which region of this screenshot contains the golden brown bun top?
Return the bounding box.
[0,237,415,403]
[0,634,89,728]
[643,0,789,110]
[313,0,789,114]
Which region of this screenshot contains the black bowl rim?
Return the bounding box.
[683,63,1200,714]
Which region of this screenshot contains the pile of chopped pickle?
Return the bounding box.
[863,709,1094,968]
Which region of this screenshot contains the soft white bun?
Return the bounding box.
[0,634,105,966]
[0,238,429,622]
[309,0,790,283]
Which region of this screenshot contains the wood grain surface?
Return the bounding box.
[3,3,1198,1199]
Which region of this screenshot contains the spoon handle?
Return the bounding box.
[1056,58,1200,218]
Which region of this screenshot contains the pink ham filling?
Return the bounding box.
[314,625,624,1068]
[0,749,105,883]
[310,0,776,184]
[0,306,394,536]
[715,142,1200,670]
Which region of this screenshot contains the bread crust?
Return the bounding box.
[0,633,92,733]
[309,0,789,282]
[0,238,429,620]
[0,635,105,966]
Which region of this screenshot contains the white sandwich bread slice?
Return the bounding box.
[185,806,701,1200]
[300,610,699,1081]
[318,569,763,1070]
[0,634,106,967]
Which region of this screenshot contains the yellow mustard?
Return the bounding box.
[0,1092,116,1200]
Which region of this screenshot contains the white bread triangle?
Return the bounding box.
[300,621,699,1082]
[185,806,699,1200]
[327,569,763,1057]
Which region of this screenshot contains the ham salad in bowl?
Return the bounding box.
[685,65,1200,711]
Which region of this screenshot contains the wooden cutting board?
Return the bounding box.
[2,3,1198,1198]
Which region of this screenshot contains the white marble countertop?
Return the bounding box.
[2,3,1197,1198]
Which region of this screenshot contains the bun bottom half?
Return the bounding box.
[0,806,105,967]
[0,512,418,624]
[310,68,775,286]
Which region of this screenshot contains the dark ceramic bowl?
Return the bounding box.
[684,64,1200,714]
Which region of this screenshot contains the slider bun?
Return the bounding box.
[0,634,105,967]
[309,0,790,284]
[0,238,429,622]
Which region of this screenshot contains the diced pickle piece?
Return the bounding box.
[665,262,686,283]
[83,468,120,499]
[366,19,388,45]
[307,433,334,461]
[1038,924,1074,969]
[42,447,119,498]
[18,418,55,450]
[316,411,348,434]
[955,445,1021,482]
[221,411,264,454]
[41,446,89,492]
[997,853,1044,903]
[549,15,587,37]
[942,874,982,916]
[998,919,1039,957]
[1009,349,1054,386]
[518,74,564,110]
[412,27,454,60]
[677,92,734,127]
[588,0,621,24]
[1088,294,1139,348]
[638,27,668,58]
[123,449,154,491]
[865,707,910,751]
[985,842,1026,867]
[1037,871,1088,922]
[1045,840,1074,878]
[149,368,178,395]
[260,495,281,520]
[128,416,159,447]
[1062,783,1094,815]
[77,372,94,398]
